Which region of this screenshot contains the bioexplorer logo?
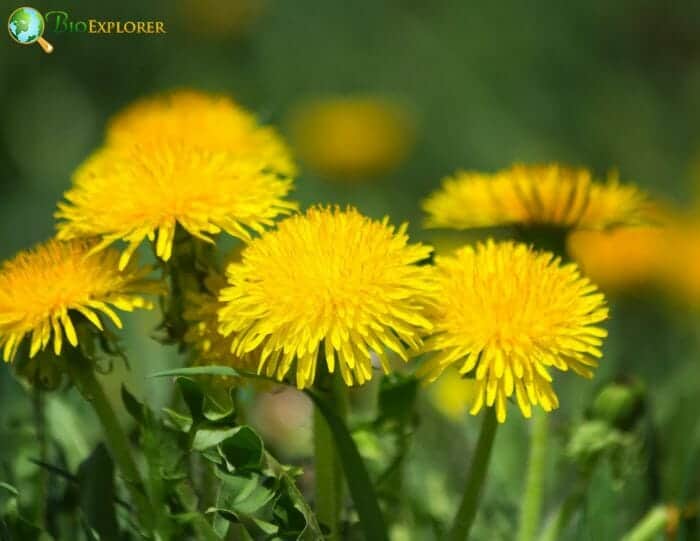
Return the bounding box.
[8,7,53,53]
[8,6,167,54]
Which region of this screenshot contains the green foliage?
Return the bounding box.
[76,445,119,540]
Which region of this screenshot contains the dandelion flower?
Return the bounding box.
[0,239,159,362]
[423,163,649,231]
[56,90,297,269]
[107,90,295,176]
[56,143,297,270]
[184,272,260,380]
[419,240,608,422]
[218,206,436,388]
[289,97,414,179]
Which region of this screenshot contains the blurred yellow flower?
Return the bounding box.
[423,163,650,231]
[428,368,479,421]
[218,206,436,388]
[289,96,414,179]
[568,226,666,292]
[419,240,608,423]
[107,90,295,176]
[180,0,267,39]
[0,239,158,362]
[184,272,260,381]
[659,220,700,305]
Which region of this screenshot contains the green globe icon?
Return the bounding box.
[8,6,53,52]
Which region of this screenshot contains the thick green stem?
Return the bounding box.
[620,506,668,541]
[313,374,348,540]
[448,408,499,541]
[66,351,155,532]
[518,410,549,541]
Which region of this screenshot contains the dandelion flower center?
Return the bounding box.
[0,239,159,361]
[420,240,608,422]
[218,206,436,388]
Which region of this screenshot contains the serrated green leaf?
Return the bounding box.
[214,470,277,517]
[176,377,206,424]
[162,407,193,432]
[193,426,240,452]
[219,426,264,472]
[150,366,243,378]
[171,512,222,541]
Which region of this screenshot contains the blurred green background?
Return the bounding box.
[2,1,700,539]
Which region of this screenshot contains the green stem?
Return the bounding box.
[66,351,155,533]
[620,506,668,541]
[517,410,549,541]
[313,374,348,540]
[537,481,587,541]
[448,408,499,541]
[33,388,47,529]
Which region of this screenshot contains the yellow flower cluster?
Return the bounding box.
[2,86,631,425]
[423,163,650,231]
[1,90,298,365]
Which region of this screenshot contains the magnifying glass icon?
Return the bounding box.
[8,6,54,53]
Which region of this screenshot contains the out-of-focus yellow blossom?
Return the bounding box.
[218,206,436,388]
[0,239,158,362]
[568,226,666,292]
[428,368,479,421]
[106,90,295,176]
[420,240,608,423]
[659,220,700,305]
[289,96,414,179]
[423,163,650,231]
[180,0,267,39]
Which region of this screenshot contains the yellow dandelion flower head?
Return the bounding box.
[218,206,436,389]
[568,226,666,292]
[55,141,297,270]
[0,239,159,362]
[289,96,414,179]
[419,240,608,423]
[423,163,650,231]
[107,90,296,176]
[184,273,260,378]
